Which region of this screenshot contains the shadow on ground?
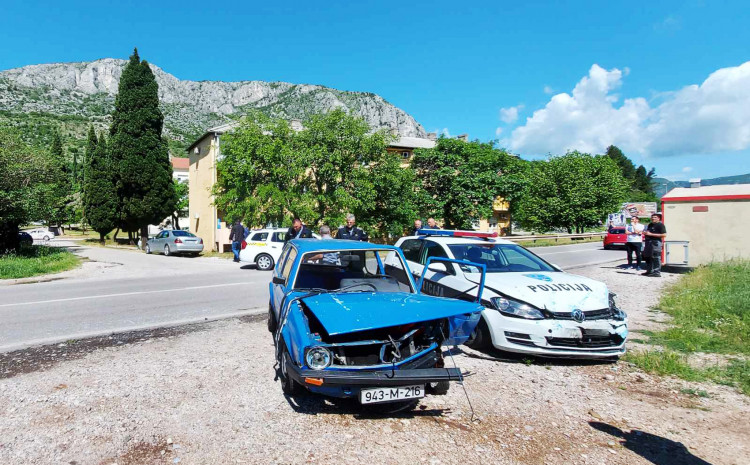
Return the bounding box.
[589,421,713,465]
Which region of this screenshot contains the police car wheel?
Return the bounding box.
[465,317,490,350]
[256,254,274,271]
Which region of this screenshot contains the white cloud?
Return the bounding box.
[682,166,693,173]
[543,85,555,95]
[499,105,523,124]
[505,61,750,158]
[655,15,682,32]
[495,127,503,136]
[441,128,451,137]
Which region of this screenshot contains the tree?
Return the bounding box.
[411,138,527,229]
[109,48,176,247]
[514,152,629,233]
[215,109,397,237]
[172,179,188,230]
[0,127,58,251]
[605,145,658,202]
[83,133,118,244]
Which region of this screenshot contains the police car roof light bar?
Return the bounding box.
[417,229,498,239]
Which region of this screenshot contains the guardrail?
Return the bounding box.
[505,232,606,243]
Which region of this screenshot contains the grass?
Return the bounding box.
[625,260,750,395]
[200,251,233,259]
[0,245,80,279]
[515,236,603,248]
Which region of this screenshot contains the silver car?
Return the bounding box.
[146,230,204,256]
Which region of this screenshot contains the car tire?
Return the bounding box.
[267,304,277,333]
[164,245,171,256]
[279,345,303,396]
[145,244,152,254]
[256,253,274,271]
[426,381,450,395]
[465,316,491,350]
[43,235,50,241]
[603,244,611,250]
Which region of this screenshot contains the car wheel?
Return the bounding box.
[145,244,151,254]
[426,381,450,395]
[279,345,303,396]
[164,245,171,256]
[256,253,274,271]
[465,316,491,350]
[603,244,611,250]
[43,235,50,241]
[267,304,277,333]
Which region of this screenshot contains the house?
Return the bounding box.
[661,182,750,266]
[171,156,189,183]
[186,124,511,251]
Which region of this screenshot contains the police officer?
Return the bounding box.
[411,219,423,236]
[284,217,313,242]
[336,214,368,241]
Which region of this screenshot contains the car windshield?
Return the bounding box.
[610,229,626,234]
[294,249,413,293]
[172,230,196,237]
[447,243,557,273]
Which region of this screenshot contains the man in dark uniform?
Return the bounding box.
[642,213,667,277]
[336,214,368,241]
[284,217,313,242]
[426,217,440,229]
[411,219,423,236]
[229,219,245,263]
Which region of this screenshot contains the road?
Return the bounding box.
[0,239,624,352]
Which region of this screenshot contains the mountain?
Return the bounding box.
[0,58,427,154]
[653,174,750,198]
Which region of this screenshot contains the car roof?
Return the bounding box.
[290,239,399,253]
[400,235,516,246]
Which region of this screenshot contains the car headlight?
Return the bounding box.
[609,292,627,321]
[491,296,545,320]
[305,347,331,370]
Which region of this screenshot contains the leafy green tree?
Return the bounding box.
[514,152,629,233]
[605,144,658,202]
[411,138,527,230]
[367,151,419,240]
[0,127,58,251]
[83,133,118,243]
[109,48,176,246]
[171,179,188,230]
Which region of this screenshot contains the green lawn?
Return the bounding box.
[625,260,750,395]
[0,245,81,279]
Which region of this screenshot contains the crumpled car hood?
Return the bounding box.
[301,292,483,336]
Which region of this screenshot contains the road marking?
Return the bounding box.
[0,282,250,308]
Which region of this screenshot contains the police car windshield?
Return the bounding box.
[448,243,557,273]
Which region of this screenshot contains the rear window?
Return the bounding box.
[173,230,196,237]
[610,229,626,234]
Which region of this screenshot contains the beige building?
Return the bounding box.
[186,124,512,251]
[661,183,750,266]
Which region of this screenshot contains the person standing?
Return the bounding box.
[426,217,440,229]
[229,219,245,263]
[642,213,667,277]
[284,217,313,242]
[336,214,368,241]
[411,219,423,236]
[625,216,645,270]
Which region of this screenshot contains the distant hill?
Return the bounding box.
[0,58,427,155]
[653,173,750,197]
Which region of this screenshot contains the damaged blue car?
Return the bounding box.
[268,239,485,410]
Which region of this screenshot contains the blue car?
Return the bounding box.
[268,239,485,409]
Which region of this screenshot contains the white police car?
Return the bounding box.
[385,230,628,359]
[239,228,320,270]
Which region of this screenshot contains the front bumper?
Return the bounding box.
[483,310,627,358]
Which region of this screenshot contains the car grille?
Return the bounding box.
[550,308,613,321]
[546,334,624,349]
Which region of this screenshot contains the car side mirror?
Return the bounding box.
[550,263,563,271]
[272,276,286,285]
[427,262,448,273]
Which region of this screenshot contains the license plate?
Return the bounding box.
[360,385,425,404]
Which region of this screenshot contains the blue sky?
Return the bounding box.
[2,0,749,180]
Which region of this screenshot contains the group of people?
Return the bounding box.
[624,213,667,277]
[411,217,440,235]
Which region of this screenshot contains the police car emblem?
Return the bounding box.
[571,308,585,323]
[524,273,553,282]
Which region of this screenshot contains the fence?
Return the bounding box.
[505,232,606,244]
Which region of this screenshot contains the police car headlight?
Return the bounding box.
[609,292,627,321]
[305,347,331,370]
[491,297,545,320]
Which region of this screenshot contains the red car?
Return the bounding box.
[603,228,628,249]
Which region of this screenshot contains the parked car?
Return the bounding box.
[386,230,628,359]
[269,239,484,410]
[17,231,33,247]
[145,230,204,256]
[603,228,628,249]
[24,228,54,242]
[240,228,319,270]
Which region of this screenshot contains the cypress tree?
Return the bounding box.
[110,48,176,247]
[83,133,118,244]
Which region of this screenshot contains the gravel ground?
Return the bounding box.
[1,264,748,465]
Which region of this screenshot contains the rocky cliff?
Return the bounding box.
[0,58,426,149]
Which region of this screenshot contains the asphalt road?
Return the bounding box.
[0,239,624,352]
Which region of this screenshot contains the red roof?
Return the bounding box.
[171,157,189,170]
